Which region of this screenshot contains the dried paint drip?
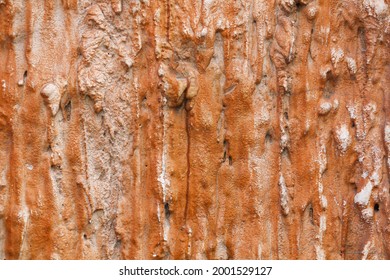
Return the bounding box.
[40,83,61,116]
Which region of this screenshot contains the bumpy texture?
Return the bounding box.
[0,0,389,260]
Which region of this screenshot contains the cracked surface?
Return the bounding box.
[0,0,389,259]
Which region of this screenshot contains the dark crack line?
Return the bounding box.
[166,0,171,44]
[184,103,191,225]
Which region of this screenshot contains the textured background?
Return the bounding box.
[0,0,389,259]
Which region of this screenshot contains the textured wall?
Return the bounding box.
[0,0,389,260]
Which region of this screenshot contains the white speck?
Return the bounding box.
[305,119,310,133]
[384,125,390,143]
[315,245,326,260]
[319,215,326,239]
[280,133,289,149]
[319,26,330,45]
[204,0,214,6]
[318,181,324,195]
[331,47,344,67]
[17,207,29,223]
[215,238,228,260]
[333,99,339,110]
[158,118,170,201]
[258,105,270,125]
[319,102,332,115]
[258,244,262,260]
[362,207,373,220]
[163,80,171,92]
[279,175,289,215]
[216,19,224,29]
[346,57,357,75]
[363,0,388,16]
[315,214,327,260]
[363,102,377,121]
[282,76,289,92]
[335,125,351,154]
[17,79,24,86]
[157,65,165,77]
[318,143,327,175]
[163,214,170,241]
[308,6,318,18]
[154,8,161,23]
[1,80,6,91]
[124,57,133,68]
[288,28,295,63]
[25,164,33,171]
[158,100,171,242]
[157,202,161,223]
[347,104,357,120]
[199,27,208,37]
[370,171,380,186]
[362,241,372,260]
[354,181,373,206]
[319,65,331,80]
[320,195,328,210]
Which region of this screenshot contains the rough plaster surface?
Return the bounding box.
[0,0,389,260]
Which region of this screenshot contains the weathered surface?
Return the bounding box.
[0,0,389,260]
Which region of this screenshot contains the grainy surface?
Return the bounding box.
[0,0,389,260]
